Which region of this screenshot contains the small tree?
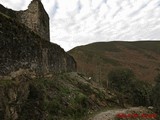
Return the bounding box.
[108,68,135,92]
[108,68,151,106]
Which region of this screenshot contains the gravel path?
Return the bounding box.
[89,107,150,120]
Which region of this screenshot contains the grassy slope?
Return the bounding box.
[68,41,160,84]
[0,72,119,120]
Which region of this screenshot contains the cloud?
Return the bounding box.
[0,0,160,51]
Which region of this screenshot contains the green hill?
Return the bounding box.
[68,41,160,84]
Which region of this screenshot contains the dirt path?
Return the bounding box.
[89,107,150,120]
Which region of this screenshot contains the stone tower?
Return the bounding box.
[17,0,50,41]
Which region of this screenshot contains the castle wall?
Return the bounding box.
[0,0,50,42]
[16,0,50,41]
[0,12,76,79]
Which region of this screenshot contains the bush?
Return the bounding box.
[108,68,135,92]
[108,68,151,106]
[130,80,151,106]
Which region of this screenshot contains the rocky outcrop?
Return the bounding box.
[0,9,76,79]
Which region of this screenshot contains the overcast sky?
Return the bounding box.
[1,0,160,51]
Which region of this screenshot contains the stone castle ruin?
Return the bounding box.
[0,0,50,41]
[0,0,76,79]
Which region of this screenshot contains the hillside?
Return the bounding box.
[69,41,160,84]
[0,72,120,120]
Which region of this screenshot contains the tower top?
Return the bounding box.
[30,0,42,5]
[29,0,42,6]
[17,0,50,41]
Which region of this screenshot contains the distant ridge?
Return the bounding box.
[69,41,160,83]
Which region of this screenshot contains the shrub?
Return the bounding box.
[108,68,151,106]
[108,68,135,92]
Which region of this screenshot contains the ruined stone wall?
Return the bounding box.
[16,0,50,41]
[0,0,50,42]
[0,12,76,79]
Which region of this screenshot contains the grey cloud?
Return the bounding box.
[129,1,151,17]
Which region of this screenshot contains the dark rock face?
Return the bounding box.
[0,10,76,79]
